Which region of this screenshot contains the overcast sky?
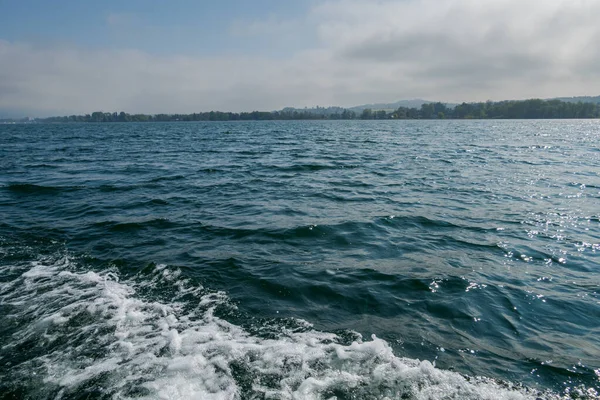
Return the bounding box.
[1,0,599,116]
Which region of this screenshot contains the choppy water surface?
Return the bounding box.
[1,120,599,399]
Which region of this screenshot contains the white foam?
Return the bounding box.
[0,256,577,399]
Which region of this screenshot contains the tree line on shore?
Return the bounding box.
[38,98,600,123]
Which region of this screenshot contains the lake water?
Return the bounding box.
[1,120,599,399]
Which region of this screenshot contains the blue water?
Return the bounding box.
[1,120,599,399]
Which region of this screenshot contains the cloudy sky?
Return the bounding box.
[1,0,599,116]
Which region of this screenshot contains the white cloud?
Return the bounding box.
[0,41,347,115]
[2,0,600,116]
[229,14,303,37]
[314,0,600,100]
[106,12,138,27]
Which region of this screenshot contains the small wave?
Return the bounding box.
[4,183,81,195]
[190,216,501,251]
[94,218,177,233]
[266,163,360,173]
[0,255,583,400]
[98,183,141,192]
[198,168,223,173]
[148,198,169,206]
[23,163,61,169]
[149,174,186,183]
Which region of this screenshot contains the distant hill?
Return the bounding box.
[279,106,347,116]
[348,99,444,112]
[554,95,600,104]
[4,95,600,123]
[276,101,445,117]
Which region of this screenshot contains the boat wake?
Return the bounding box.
[0,254,596,399]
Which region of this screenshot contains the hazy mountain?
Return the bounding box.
[554,95,600,104]
[4,95,600,122]
[279,106,347,116]
[348,99,450,112]
[280,100,450,114]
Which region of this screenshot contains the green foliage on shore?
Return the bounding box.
[39,98,600,123]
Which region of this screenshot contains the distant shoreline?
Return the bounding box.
[3,98,599,123]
